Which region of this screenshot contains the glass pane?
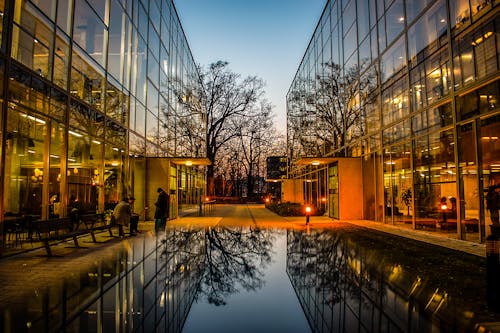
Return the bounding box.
[30,0,56,21]
[481,115,500,233]
[406,0,432,24]
[53,32,70,89]
[380,36,406,83]
[414,130,456,230]
[70,46,105,110]
[425,48,450,105]
[4,106,46,218]
[106,80,127,124]
[450,0,471,29]
[11,24,51,78]
[385,0,404,46]
[105,119,127,146]
[49,120,64,218]
[57,0,73,35]
[392,143,412,225]
[407,0,447,63]
[69,99,105,138]
[136,35,147,104]
[73,0,107,67]
[129,133,146,220]
[356,0,370,41]
[458,123,480,242]
[135,100,146,136]
[146,110,158,144]
[104,145,126,210]
[108,0,126,82]
[67,129,102,214]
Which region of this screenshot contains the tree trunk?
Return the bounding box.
[207,164,215,197]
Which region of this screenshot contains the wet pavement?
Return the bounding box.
[1,204,500,332]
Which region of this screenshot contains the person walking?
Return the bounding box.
[113,197,132,237]
[486,186,500,225]
[154,188,169,233]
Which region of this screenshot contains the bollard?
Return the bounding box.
[486,234,500,311]
[305,206,311,225]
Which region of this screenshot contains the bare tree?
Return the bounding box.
[287,61,376,159]
[236,101,275,199]
[175,61,265,196]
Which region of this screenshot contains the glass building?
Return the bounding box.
[287,0,500,243]
[0,0,207,247]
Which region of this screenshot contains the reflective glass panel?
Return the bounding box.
[73,0,107,68]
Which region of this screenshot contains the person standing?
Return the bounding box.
[486,186,500,225]
[113,197,132,237]
[154,188,169,232]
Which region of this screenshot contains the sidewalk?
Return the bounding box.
[347,219,486,258]
[280,214,487,257]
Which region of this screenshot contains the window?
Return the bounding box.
[456,80,500,121]
[380,36,406,83]
[357,0,370,41]
[73,0,107,68]
[53,31,70,89]
[407,0,447,64]
[385,0,404,46]
[108,0,128,84]
[425,48,451,105]
[57,0,73,34]
[70,46,105,110]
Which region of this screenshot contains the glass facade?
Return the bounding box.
[0,0,206,246]
[287,0,500,243]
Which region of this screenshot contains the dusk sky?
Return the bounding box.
[174,0,326,133]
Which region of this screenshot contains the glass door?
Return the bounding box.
[328,163,339,219]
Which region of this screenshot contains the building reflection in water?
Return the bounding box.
[0,226,273,332]
[286,228,489,333]
[1,234,203,332]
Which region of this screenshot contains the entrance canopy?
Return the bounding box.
[169,157,211,166]
[295,157,341,166]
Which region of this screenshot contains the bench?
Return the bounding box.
[437,219,479,232]
[31,217,89,256]
[80,213,113,242]
[415,219,438,229]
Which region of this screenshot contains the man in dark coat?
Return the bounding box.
[154,188,169,232]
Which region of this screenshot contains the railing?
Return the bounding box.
[203,200,216,215]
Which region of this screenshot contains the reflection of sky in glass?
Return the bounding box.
[183,230,311,333]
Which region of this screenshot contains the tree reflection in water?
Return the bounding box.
[163,226,274,306]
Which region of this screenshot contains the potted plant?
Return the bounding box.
[401,189,412,216]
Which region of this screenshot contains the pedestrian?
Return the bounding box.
[486,186,500,225]
[68,194,80,230]
[128,196,140,235]
[113,197,132,237]
[154,188,169,233]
